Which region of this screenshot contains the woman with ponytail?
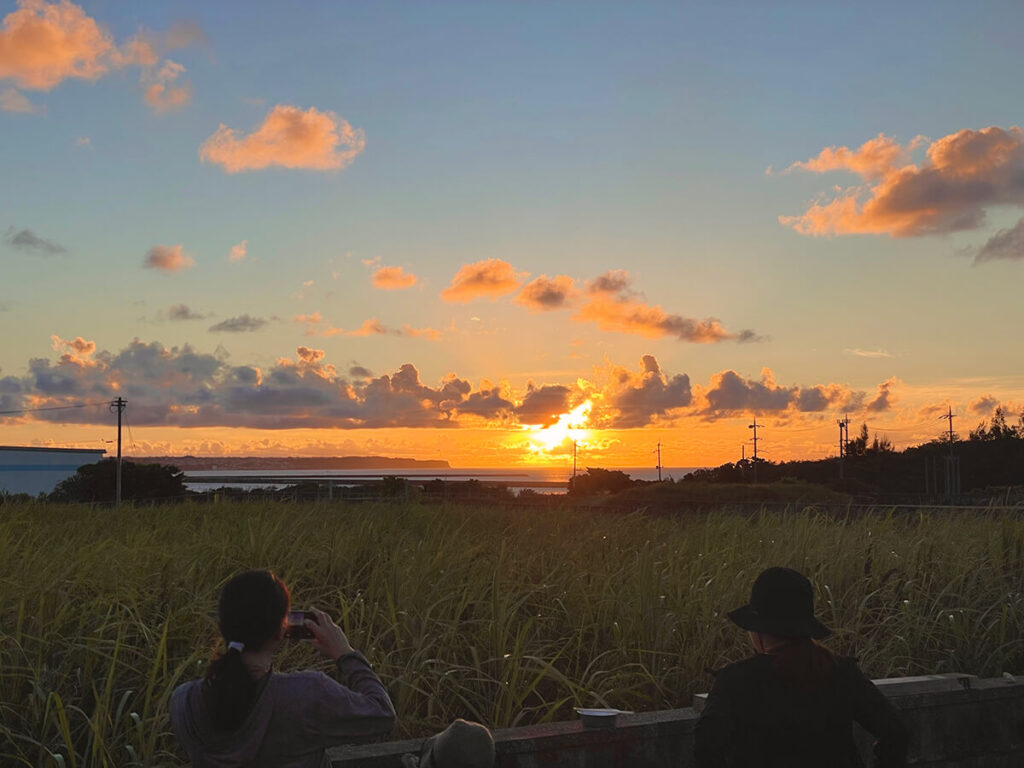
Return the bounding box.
[171,570,395,767]
[695,567,908,768]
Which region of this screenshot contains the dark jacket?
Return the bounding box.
[171,653,396,768]
[694,653,908,768]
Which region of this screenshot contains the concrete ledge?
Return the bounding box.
[328,675,1024,767]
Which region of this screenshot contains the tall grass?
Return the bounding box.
[1,500,1022,766]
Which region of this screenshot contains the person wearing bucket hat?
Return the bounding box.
[401,719,495,768]
[695,567,908,768]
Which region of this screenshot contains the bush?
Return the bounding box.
[49,458,186,503]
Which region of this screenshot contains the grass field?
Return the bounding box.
[1,499,1022,766]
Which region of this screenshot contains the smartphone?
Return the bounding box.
[285,610,317,639]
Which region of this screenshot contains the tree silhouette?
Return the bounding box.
[567,467,634,496]
[50,459,186,503]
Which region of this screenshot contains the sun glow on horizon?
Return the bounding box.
[522,400,593,453]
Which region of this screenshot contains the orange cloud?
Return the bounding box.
[515,274,577,311]
[296,346,325,364]
[143,244,194,272]
[866,377,900,413]
[0,0,113,90]
[574,271,760,343]
[142,58,190,114]
[340,318,440,340]
[0,1,199,116]
[345,318,386,337]
[786,133,925,180]
[228,239,247,262]
[199,104,366,173]
[781,126,1024,237]
[575,294,735,342]
[49,333,96,367]
[401,324,440,340]
[297,313,438,340]
[441,259,527,303]
[372,265,417,290]
[969,395,999,416]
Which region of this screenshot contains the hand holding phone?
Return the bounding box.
[285,610,317,639]
[304,606,356,660]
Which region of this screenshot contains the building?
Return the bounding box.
[0,446,107,496]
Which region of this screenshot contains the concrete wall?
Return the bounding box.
[0,446,106,495]
[328,674,1024,767]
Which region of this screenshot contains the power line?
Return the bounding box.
[0,400,109,415]
[123,406,137,457]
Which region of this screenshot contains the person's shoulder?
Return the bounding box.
[169,678,203,726]
[171,677,202,704]
[270,669,333,690]
[712,654,769,684]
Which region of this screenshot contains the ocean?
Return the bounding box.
[184,466,703,494]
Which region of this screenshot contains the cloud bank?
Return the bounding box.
[694,368,868,420]
[2,339,898,433]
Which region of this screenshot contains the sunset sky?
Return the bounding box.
[2,1,1024,468]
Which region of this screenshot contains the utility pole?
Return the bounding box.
[748,417,760,484]
[940,406,960,498]
[837,415,850,479]
[110,397,126,507]
[572,440,577,479]
[655,441,662,482]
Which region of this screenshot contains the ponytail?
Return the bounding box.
[204,645,262,731]
[770,637,837,693]
[203,571,290,731]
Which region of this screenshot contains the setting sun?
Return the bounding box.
[523,401,593,453]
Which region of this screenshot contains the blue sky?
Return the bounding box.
[2,1,1023,464]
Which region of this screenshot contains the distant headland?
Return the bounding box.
[132,456,451,471]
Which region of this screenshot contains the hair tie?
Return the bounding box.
[227,641,245,653]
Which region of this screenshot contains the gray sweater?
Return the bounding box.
[171,653,396,768]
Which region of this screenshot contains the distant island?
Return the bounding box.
[132,456,451,471]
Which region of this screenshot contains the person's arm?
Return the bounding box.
[844,661,909,768]
[305,607,397,740]
[694,668,739,768]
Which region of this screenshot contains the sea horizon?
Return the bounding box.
[182,465,705,493]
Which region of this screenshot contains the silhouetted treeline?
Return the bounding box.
[684,408,1024,499]
[49,458,186,503]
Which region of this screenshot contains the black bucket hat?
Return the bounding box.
[728,567,832,639]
